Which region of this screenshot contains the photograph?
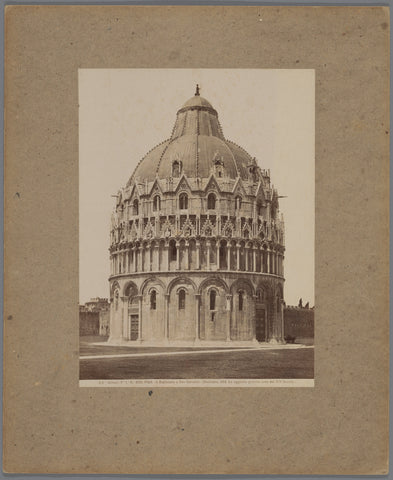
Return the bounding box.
[79,69,315,386]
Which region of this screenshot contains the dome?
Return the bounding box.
[128,87,257,185]
[180,95,214,110]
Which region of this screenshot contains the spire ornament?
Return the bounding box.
[195,84,200,96]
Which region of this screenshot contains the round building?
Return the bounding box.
[108,86,285,345]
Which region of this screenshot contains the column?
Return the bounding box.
[185,242,189,270]
[164,294,170,340]
[236,243,240,271]
[227,244,231,271]
[276,251,279,275]
[253,247,257,272]
[165,243,170,271]
[137,295,143,341]
[196,241,201,270]
[245,246,249,271]
[216,241,220,270]
[206,241,211,270]
[267,249,271,274]
[252,295,258,341]
[260,247,264,273]
[225,294,232,341]
[155,244,160,271]
[176,241,181,270]
[134,247,138,272]
[194,293,201,342]
[121,297,128,339]
[149,245,153,272]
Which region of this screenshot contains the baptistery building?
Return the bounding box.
[108,86,285,344]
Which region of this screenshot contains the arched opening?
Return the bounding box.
[178,289,186,310]
[169,240,177,262]
[235,196,242,210]
[150,290,157,310]
[153,195,161,212]
[219,241,227,269]
[133,199,139,215]
[207,193,216,210]
[179,193,188,210]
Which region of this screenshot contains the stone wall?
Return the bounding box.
[80,311,100,336]
[284,307,314,339]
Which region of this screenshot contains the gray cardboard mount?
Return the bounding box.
[3,5,389,474]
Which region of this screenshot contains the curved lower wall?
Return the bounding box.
[108,271,284,344]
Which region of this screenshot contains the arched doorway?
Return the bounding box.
[128,297,139,340]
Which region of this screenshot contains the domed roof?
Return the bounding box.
[128,87,257,184]
[181,95,214,110]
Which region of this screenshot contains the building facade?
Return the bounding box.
[108,87,286,344]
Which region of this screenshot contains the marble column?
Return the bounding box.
[196,241,201,270]
[225,294,232,341]
[176,241,181,270]
[194,293,201,342]
[137,295,143,341]
[253,247,257,272]
[236,243,240,271]
[227,244,231,271]
[155,244,160,271]
[164,293,170,340]
[245,246,249,271]
[185,241,189,270]
[216,241,220,270]
[267,249,271,274]
[165,243,170,271]
[206,241,211,270]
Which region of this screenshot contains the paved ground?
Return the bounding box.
[80,337,314,380]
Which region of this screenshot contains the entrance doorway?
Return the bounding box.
[128,297,139,340]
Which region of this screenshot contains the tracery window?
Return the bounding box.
[179,193,188,210]
[207,193,216,210]
[150,290,157,310]
[178,289,186,310]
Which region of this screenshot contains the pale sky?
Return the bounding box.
[79,69,315,306]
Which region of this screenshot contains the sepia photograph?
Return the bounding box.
[79,69,315,387]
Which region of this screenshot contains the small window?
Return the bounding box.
[150,290,157,310]
[153,195,161,212]
[210,290,216,311]
[207,193,216,210]
[235,196,242,210]
[172,160,181,177]
[179,193,188,210]
[239,291,244,311]
[178,289,186,310]
[133,199,139,215]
